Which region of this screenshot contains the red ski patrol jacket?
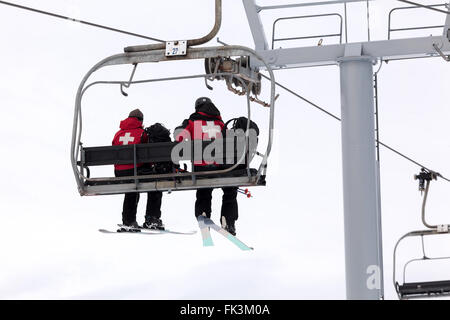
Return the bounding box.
[112,117,148,171]
[176,101,224,166]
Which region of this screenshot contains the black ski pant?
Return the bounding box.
[115,168,162,225]
[194,166,238,224]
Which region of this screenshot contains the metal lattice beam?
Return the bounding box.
[251,35,450,68]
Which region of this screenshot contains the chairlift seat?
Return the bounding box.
[77,142,265,195]
[397,280,450,298]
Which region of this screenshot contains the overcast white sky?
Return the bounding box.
[0,0,449,300]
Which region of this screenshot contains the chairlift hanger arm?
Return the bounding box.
[415,170,450,230]
[124,0,222,53]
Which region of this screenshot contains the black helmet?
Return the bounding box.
[195,97,212,110]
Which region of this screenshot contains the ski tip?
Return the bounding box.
[203,241,214,247]
[99,229,118,234]
[238,245,254,251]
[202,236,214,247]
[226,234,253,251]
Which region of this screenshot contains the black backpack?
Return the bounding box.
[223,117,259,168]
[144,123,174,174]
[145,123,171,143]
[225,117,260,136]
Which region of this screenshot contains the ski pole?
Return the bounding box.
[238,188,252,198]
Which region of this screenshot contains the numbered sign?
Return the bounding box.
[166,40,187,57]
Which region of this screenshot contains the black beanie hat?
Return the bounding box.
[129,109,143,121]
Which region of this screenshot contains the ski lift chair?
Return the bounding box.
[70,45,276,196]
[393,169,450,299]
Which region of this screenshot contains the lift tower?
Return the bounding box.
[243,0,450,299]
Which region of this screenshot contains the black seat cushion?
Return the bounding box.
[398,280,450,297]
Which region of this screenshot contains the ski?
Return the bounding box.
[98,228,161,235]
[117,224,197,235]
[197,215,214,247]
[202,217,253,251]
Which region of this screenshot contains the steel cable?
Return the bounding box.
[0,0,165,42]
[261,73,450,182]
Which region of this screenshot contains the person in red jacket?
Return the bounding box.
[113,109,164,231]
[175,97,238,235]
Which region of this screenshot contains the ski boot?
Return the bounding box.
[143,217,165,231]
[221,216,236,236]
[118,221,141,233]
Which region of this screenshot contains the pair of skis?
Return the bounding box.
[99,219,253,251]
[197,216,253,251]
[99,225,196,236]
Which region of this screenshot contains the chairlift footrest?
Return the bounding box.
[398,280,450,298]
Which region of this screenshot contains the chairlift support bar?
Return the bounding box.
[243,0,450,69]
[71,45,276,196]
[248,36,450,69]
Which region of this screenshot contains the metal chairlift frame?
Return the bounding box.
[70,45,276,196]
[388,3,449,40]
[271,13,344,49]
[393,172,450,299]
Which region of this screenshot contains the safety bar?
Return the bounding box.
[75,74,252,188]
[388,3,449,39]
[76,75,255,183]
[271,13,343,49]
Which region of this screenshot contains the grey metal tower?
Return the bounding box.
[243,0,450,299]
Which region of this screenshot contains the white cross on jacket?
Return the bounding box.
[201,121,222,139]
[119,132,135,145]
